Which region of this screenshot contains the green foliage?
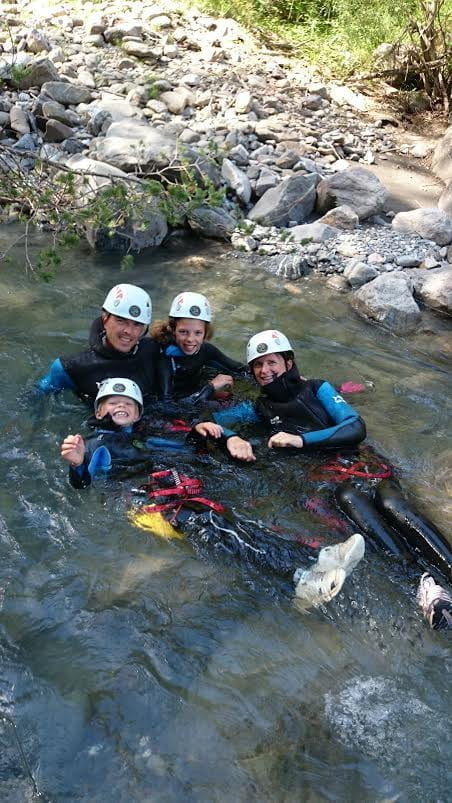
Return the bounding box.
[143,73,161,100]
[9,63,32,85]
[0,141,227,275]
[198,0,451,79]
[120,253,135,271]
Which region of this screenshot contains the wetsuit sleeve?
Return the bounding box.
[69,461,92,489]
[36,358,76,394]
[301,382,366,448]
[203,344,248,375]
[213,401,260,438]
[68,445,113,489]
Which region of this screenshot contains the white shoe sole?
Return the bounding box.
[294,567,346,608]
[314,533,365,577]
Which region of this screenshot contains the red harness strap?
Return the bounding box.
[142,469,226,516]
[309,454,392,482]
[163,419,192,433]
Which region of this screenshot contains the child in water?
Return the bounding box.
[150,292,247,404]
[60,376,366,608]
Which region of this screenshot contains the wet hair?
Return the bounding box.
[150,317,214,345]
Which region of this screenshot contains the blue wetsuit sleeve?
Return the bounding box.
[301,382,366,448]
[68,445,112,489]
[37,359,75,394]
[213,401,259,438]
[145,436,190,452]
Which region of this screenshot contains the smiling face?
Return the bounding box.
[174,318,206,355]
[95,395,141,426]
[251,353,292,386]
[102,313,146,353]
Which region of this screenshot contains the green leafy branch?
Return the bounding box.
[0,142,226,277]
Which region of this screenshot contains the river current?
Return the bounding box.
[0,226,451,802]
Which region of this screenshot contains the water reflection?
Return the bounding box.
[0,226,451,801]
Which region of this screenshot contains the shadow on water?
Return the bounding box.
[0,225,451,801]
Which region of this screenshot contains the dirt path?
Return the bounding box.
[367,128,445,214]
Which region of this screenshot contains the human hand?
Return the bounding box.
[60,434,86,467]
[209,373,233,391]
[226,436,256,462]
[268,432,304,449]
[194,421,224,439]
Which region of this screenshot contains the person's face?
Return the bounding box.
[102,313,146,353]
[174,318,206,355]
[251,353,292,386]
[96,395,140,425]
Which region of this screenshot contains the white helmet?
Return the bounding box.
[102,284,152,325]
[169,292,212,322]
[246,329,293,364]
[95,377,143,414]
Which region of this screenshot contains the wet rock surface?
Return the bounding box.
[0,0,451,337]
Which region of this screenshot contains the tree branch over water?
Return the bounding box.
[0,142,224,276]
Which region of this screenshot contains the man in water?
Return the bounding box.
[37,283,159,408]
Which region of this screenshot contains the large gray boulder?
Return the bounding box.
[438,181,452,217]
[392,208,452,245]
[188,205,236,239]
[415,266,452,314]
[289,221,339,243]
[350,273,422,334]
[64,154,129,201]
[85,198,167,253]
[318,204,359,229]
[42,101,81,126]
[221,158,251,204]
[248,174,317,227]
[26,29,52,54]
[61,154,167,252]
[316,168,388,220]
[345,262,379,288]
[92,120,178,172]
[2,56,60,88]
[160,87,194,114]
[41,81,93,105]
[432,126,452,182]
[121,41,157,60]
[85,93,144,123]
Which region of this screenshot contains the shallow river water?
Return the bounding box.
[0,226,451,802]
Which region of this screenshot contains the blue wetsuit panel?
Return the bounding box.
[213,401,259,428]
[303,382,359,445]
[87,446,112,476]
[37,358,76,394]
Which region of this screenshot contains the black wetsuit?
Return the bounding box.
[211,364,452,609]
[157,341,247,403]
[212,364,366,449]
[67,415,159,489]
[67,418,320,584]
[164,506,318,580]
[37,317,160,407]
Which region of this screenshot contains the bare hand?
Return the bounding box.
[226,436,256,462]
[60,434,86,467]
[268,432,304,449]
[209,373,234,391]
[194,421,224,439]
